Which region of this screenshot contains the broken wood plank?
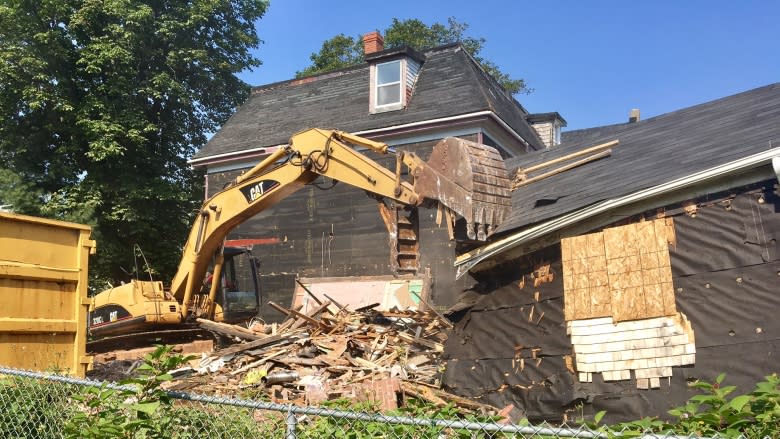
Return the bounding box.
[230,350,286,375]
[409,289,454,329]
[290,300,332,331]
[296,279,323,306]
[212,331,305,357]
[397,332,444,352]
[323,293,348,312]
[444,206,455,241]
[267,300,293,317]
[197,318,262,341]
[274,356,328,367]
[286,307,329,330]
[354,303,381,312]
[401,381,447,407]
[522,140,619,174]
[513,149,613,189]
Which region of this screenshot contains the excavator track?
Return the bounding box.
[87,327,214,354]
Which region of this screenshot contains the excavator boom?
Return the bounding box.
[91,128,511,336]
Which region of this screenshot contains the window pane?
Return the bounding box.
[377,83,401,106]
[377,61,401,85]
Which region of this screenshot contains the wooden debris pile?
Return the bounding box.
[173,299,494,414]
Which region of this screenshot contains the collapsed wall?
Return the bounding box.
[442,182,779,423]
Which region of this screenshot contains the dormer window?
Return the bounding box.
[376,60,402,108]
[363,33,425,114]
[527,112,568,149]
[369,56,422,113]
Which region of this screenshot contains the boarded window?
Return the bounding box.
[562,218,676,322]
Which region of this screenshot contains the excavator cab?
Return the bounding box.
[201,246,261,323]
[215,247,261,321]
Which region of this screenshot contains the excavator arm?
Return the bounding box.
[166,128,511,321]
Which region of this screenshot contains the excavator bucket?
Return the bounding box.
[412,137,512,241]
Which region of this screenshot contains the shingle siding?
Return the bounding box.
[531,121,553,147]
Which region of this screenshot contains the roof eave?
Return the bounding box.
[455,147,780,278]
[188,110,534,167]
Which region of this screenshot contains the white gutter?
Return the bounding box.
[455,147,780,278]
[352,111,531,147]
[188,110,531,166]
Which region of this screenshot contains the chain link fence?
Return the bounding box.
[0,366,720,438]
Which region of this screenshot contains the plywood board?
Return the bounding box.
[645,283,666,317]
[623,223,640,255]
[560,238,572,262]
[563,291,574,322]
[660,282,677,316]
[635,221,657,254]
[586,233,605,258]
[562,218,677,322]
[640,251,659,269]
[655,217,676,248]
[607,256,628,276]
[562,274,573,291]
[572,277,592,320]
[587,255,607,272]
[657,248,671,267]
[570,234,589,261]
[613,286,645,322]
[571,256,587,275]
[642,267,662,286]
[589,273,611,318]
[603,226,627,261]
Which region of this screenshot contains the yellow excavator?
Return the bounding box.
[88,128,511,341]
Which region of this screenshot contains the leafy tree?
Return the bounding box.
[297,17,529,95]
[0,0,268,285]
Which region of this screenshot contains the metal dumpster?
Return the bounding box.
[0,212,95,376]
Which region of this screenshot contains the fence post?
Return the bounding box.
[286,405,297,439]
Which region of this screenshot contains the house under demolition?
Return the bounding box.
[445,83,780,422]
[190,34,561,319]
[192,30,780,421]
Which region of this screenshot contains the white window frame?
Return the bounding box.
[371,59,405,113]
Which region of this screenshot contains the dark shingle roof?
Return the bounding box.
[194,44,544,160]
[560,121,631,145]
[499,82,780,233]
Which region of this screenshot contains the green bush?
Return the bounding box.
[6,353,779,439]
[63,345,267,438]
[0,376,76,439]
[603,373,780,438]
[294,397,504,438]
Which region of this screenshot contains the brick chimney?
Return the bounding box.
[629,108,641,123]
[363,31,384,55]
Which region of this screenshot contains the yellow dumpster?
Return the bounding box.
[0,212,95,376]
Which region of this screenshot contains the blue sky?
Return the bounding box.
[238,1,779,131]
